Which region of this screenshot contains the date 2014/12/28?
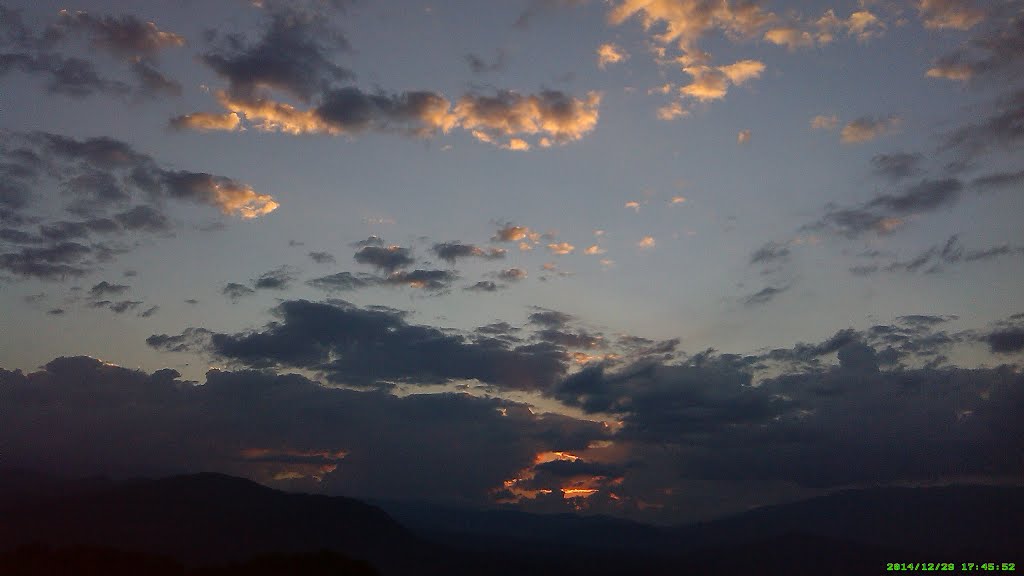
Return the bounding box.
[886,563,1017,571]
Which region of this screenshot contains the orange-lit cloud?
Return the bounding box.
[169,111,242,131]
[670,195,686,204]
[926,63,973,81]
[841,115,901,143]
[737,129,751,144]
[584,245,606,255]
[637,236,656,249]
[656,101,688,120]
[625,200,641,212]
[455,90,602,147]
[547,242,575,255]
[597,43,629,69]
[917,0,985,30]
[810,114,839,131]
[493,223,541,243]
[764,8,885,49]
[680,59,764,102]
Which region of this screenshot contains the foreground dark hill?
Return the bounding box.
[1,470,1021,575]
[0,471,437,575]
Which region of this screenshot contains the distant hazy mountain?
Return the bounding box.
[1,470,1021,576]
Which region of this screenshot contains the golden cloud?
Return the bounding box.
[840,115,901,143]
[810,114,839,131]
[584,245,606,255]
[637,236,656,249]
[917,0,985,30]
[547,242,575,255]
[169,111,242,132]
[737,129,751,144]
[597,43,629,69]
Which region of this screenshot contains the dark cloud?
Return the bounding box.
[928,13,1024,82]
[91,299,142,313]
[972,169,1024,190]
[47,308,64,315]
[869,235,1020,274]
[871,152,924,182]
[55,11,185,60]
[201,10,350,102]
[253,265,295,290]
[0,242,92,279]
[88,280,130,298]
[146,327,214,353]
[381,269,457,292]
[0,356,606,503]
[743,285,787,306]
[749,241,790,265]
[352,236,384,248]
[158,299,569,390]
[0,52,130,98]
[528,309,574,328]
[432,242,506,264]
[131,60,182,98]
[812,178,963,237]
[465,280,501,292]
[222,282,255,301]
[943,90,1024,158]
[114,205,170,232]
[314,87,453,136]
[353,245,414,272]
[138,305,159,318]
[497,268,527,282]
[307,271,377,292]
[986,329,1024,353]
[308,251,336,264]
[465,50,505,75]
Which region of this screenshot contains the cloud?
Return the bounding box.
[608,0,775,61]
[432,242,505,264]
[222,282,256,301]
[679,60,764,102]
[157,170,279,218]
[764,8,886,50]
[0,356,606,504]
[454,90,601,148]
[763,26,815,50]
[737,129,751,144]
[749,241,790,265]
[497,268,528,282]
[528,309,574,328]
[353,245,414,272]
[743,285,787,306]
[985,329,1024,354]
[584,245,606,255]
[201,10,350,103]
[306,271,377,292]
[547,242,575,255]
[917,0,986,31]
[597,43,628,69]
[253,266,295,290]
[0,52,130,98]
[926,14,1024,82]
[0,242,92,279]
[810,114,838,131]
[871,152,924,182]
[381,269,457,292]
[465,50,505,75]
[56,10,185,60]
[88,280,130,298]
[308,251,336,264]
[972,170,1024,191]
[162,299,571,391]
[841,115,901,143]
[812,178,963,237]
[636,236,655,249]
[943,90,1024,158]
[465,280,501,292]
[169,112,242,132]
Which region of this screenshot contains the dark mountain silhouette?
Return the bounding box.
[1,470,1021,575]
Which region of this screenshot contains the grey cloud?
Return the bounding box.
[743,285,788,306]
[160,299,569,391]
[307,271,377,292]
[88,280,129,298]
[131,60,182,98]
[55,11,184,60]
[308,251,336,264]
[497,268,527,282]
[0,356,606,504]
[201,10,350,102]
[985,328,1024,353]
[222,282,255,301]
[972,169,1024,190]
[432,242,506,264]
[813,178,964,237]
[750,241,790,265]
[138,305,159,318]
[465,280,501,292]
[353,245,414,272]
[0,52,130,98]
[943,90,1024,158]
[528,309,574,328]
[0,242,91,279]
[253,265,295,290]
[315,87,452,135]
[871,152,924,181]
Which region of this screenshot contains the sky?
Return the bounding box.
[1,0,1022,524]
